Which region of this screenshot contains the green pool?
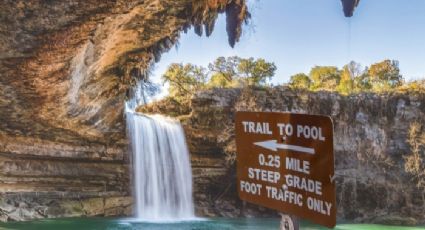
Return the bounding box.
[0,218,424,230]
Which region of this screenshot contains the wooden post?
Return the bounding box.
[279,213,299,230]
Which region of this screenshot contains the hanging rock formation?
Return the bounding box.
[341,0,361,17]
[0,0,249,221]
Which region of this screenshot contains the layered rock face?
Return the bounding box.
[0,0,249,221]
[143,87,425,224]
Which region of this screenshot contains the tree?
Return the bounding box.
[208,73,233,88]
[353,71,372,92]
[397,79,425,94]
[309,66,341,91]
[237,57,277,86]
[162,56,276,101]
[208,56,240,81]
[368,60,403,91]
[288,73,311,89]
[336,66,354,95]
[207,56,240,88]
[162,63,207,103]
[286,60,410,94]
[345,61,363,81]
[207,56,276,88]
[336,61,364,94]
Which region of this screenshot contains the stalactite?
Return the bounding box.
[189,0,250,47]
[225,0,250,47]
[341,0,360,17]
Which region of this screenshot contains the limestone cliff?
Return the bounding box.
[141,87,425,225]
[0,0,249,221]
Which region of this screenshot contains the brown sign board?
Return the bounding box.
[235,111,336,228]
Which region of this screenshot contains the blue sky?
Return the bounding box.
[151,0,425,93]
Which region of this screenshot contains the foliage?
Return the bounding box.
[162,63,207,103]
[404,122,425,190]
[397,80,425,94]
[367,60,403,91]
[309,66,341,91]
[289,73,311,90]
[162,57,419,100]
[162,56,276,102]
[336,65,354,95]
[208,56,239,81]
[288,59,409,95]
[237,57,276,86]
[352,72,372,92]
[207,56,240,88]
[208,73,233,88]
[207,56,276,87]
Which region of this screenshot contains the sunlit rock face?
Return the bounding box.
[0,0,249,221]
[142,88,425,225]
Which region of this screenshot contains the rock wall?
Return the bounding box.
[143,87,425,225]
[0,0,249,221]
[0,0,369,223]
[0,135,132,221]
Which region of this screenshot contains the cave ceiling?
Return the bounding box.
[0,0,358,144]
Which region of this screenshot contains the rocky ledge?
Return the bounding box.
[141,87,425,225]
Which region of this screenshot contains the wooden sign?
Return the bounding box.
[236,111,336,228]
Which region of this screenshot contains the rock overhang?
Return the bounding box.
[0,0,250,143]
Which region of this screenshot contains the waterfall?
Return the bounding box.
[126,101,195,221]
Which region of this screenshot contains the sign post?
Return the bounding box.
[235,112,336,228]
[280,213,299,230]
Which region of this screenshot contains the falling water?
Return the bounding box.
[125,82,195,221]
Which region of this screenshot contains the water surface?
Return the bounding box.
[1,218,423,230]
